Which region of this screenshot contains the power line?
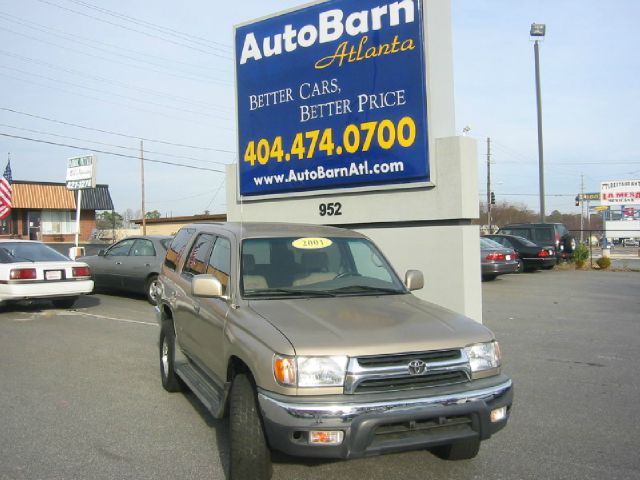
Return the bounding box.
[0,123,232,166]
[35,0,233,58]
[0,131,225,172]
[64,0,232,54]
[0,65,231,121]
[0,48,229,111]
[0,24,230,85]
[0,70,234,128]
[1,107,234,152]
[0,11,230,76]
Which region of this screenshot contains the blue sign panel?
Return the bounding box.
[235,0,429,197]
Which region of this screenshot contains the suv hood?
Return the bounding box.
[247,294,493,357]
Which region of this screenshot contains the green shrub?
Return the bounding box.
[596,256,611,270]
[572,243,589,268]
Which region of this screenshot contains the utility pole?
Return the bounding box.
[486,137,492,233]
[140,140,146,235]
[580,174,585,243]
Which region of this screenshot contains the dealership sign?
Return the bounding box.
[66,154,96,190]
[235,0,429,197]
[600,179,640,206]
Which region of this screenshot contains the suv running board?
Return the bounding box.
[175,360,227,418]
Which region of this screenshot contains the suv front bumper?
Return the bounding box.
[258,376,513,459]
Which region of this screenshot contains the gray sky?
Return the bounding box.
[1,0,638,216]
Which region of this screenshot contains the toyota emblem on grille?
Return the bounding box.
[408,359,427,375]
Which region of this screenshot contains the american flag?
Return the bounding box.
[0,160,12,221]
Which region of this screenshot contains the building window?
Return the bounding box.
[41,210,74,234]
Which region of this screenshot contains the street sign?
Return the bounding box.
[66,154,96,190]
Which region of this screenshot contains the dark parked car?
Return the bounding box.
[480,237,519,281]
[483,234,556,272]
[80,235,172,304]
[496,223,575,260]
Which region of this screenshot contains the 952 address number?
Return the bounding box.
[319,202,342,217]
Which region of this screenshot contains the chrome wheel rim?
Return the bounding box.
[161,338,169,377]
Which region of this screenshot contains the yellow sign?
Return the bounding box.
[593,206,609,211]
[292,237,333,249]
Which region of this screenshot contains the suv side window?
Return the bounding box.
[165,228,195,271]
[184,234,216,276]
[209,237,231,294]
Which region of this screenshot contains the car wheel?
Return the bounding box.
[432,438,480,460]
[52,296,78,309]
[159,322,183,393]
[482,274,496,281]
[229,374,272,480]
[145,274,161,306]
[515,259,524,273]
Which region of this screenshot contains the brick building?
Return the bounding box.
[1,181,114,242]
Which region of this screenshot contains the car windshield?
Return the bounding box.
[241,236,406,298]
[0,242,71,263]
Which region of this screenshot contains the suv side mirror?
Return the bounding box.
[192,275,225,298]
[405,270,424,291]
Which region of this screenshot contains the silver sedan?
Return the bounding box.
[80,235,172,304]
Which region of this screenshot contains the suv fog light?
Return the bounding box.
[490,406,507,423]
[309,430,344,445]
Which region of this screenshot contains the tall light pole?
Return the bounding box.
[531,22,546,222]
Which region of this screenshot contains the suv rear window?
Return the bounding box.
[533,228,554,243]
[499,228,531,241]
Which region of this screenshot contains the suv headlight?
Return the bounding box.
[465,341,501,376]
[274,355,348,387]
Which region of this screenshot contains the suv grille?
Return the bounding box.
[344,349,470,395]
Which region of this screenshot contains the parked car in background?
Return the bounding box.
[480,237,519,281]
[622,238,639,247]
[0,240,93,309]
[496,223,575,261]
[80,235,172,305]
[483,234,556,272]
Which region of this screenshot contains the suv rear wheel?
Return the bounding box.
[229,374,272,480]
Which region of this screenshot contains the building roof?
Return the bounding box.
[133,213,227,225]
[12,181,114,210]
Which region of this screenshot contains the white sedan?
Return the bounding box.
[0,240,94,309]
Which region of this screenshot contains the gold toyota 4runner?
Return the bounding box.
[156,222,513,480]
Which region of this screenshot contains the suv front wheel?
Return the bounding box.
[159,321,183,393]
[229,374,272,480]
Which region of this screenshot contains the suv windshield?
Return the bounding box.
[241,236,406,298]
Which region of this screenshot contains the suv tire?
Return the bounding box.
[564,235,577,254]
[159,322,183,393]
[229,374,272,480]
[432,437,480,460]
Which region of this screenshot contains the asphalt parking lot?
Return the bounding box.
[1,269,639,480]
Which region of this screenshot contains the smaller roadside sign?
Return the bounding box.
[593,205,609,211]
[66,154,96,190]
[577,192,600,201]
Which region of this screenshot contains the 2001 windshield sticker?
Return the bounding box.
[235,0,429,196]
